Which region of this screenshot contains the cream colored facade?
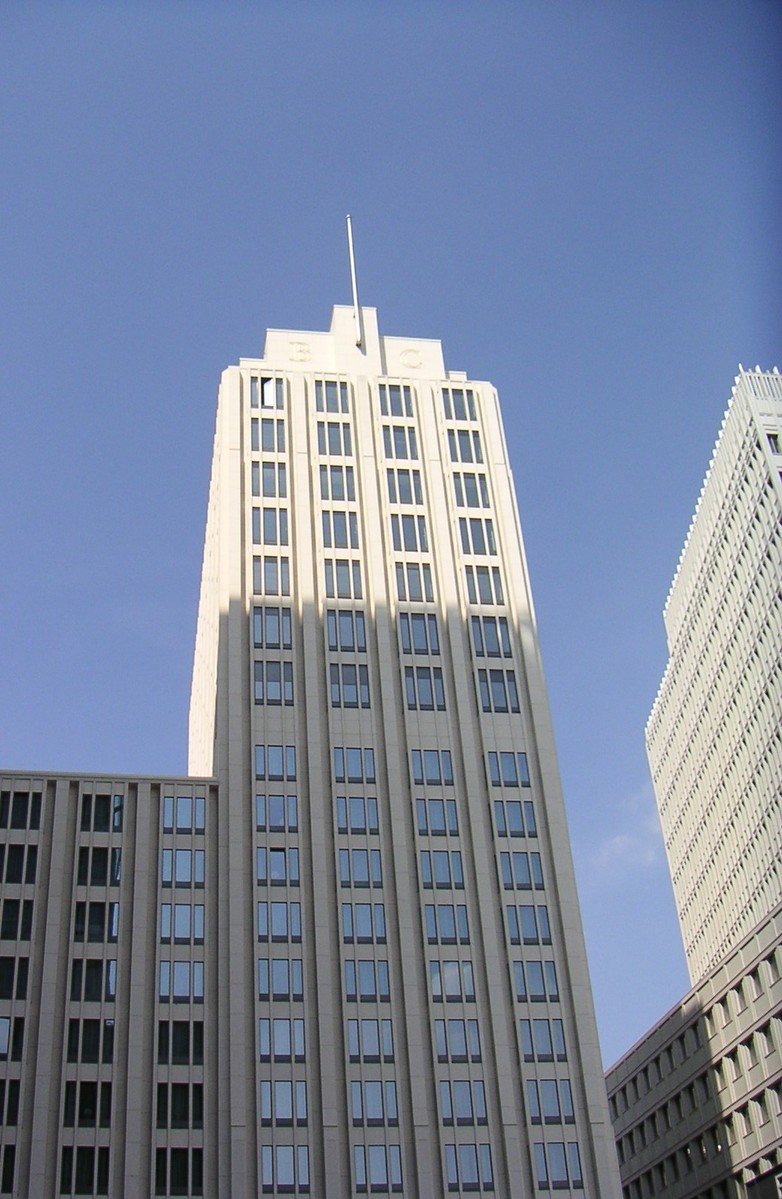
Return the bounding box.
[188,305,621,1196]
[606,367,782,1199]
[646,368,782,984]
[606,906,782,1199]
[0,305,622,1197]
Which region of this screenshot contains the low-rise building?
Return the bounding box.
[607,906,781,1199]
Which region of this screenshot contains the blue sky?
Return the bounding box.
[1,2,780,1067]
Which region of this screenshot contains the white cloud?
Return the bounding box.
[591,780,665,874]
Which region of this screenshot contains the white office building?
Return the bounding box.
[646,368,782,984]
[608,367,782,1199]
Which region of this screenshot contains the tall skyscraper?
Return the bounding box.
[607,367,782,1199]
[0,303,621,1198]
[646,367,782,983]
[188,303,620,1197]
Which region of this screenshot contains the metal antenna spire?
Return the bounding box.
[346,214,363,348]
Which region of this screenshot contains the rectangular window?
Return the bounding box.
[257,847,300,886]
[259,1145,310,1194]
[0,789,42,830]
[254,660,294,705]
[252,555,291,597]
[534,1142,579,1189]
[254,416,285,452]
[453,470,490,508]
[158,960,204,1003]
[257,958,304,1001]
[79,792,111,832]
[499,851,544,891]
[379,383,413,417]
[416,797,459,836]
[435,1018,482,1062]
[160,903,205,945]
[0,1079,20,1127]
[347,1018,394,1062]
[70,959,116,1003]
[77,846,103,886]
[253,605,292,649]
[353,1144,403,1192]
[326,608,367,652]
[255,744,297,781]
[155,1147,204,1198]
[324,558,363,600]
[382,424,418,461]
[487,751,531,788]
[333,747,375,784]
[1,844,37,885]
[317,419,352,457]
[162,794,206,833]
[444,1143,494,1191]
[465,564,504,606]
[420,850,464,889]
[470,615,511,657]
[390,512,429,553]
[157,1020,204,1066]
[477,668,520,713]
[339,849,382,888]
[405,665,446,710]
[0,898,34,941]
[259,1079,308,1126]
[258,900,302,943]
[249,376,284,410]
[256,793,298,832]
[315,379,349,413]
[447,428,483,464]
[493,798,536,838]
[411,749,454,787]
[258,1017,305,1062]
[399,612,440,655]
[344,958,391,1002]
[161,849,205,888]
[395,561,434,603]
[322,509,360,549]
[157,1081,204,1129]
[253,460,287,498]
[351,1079,399,1126]
[527,1079,573,1125]
[459,516,496,556]
[387,467,423,505]
[72,902,119,943]
[442,387,477,421]
[513,960,559,1002]
[320,464,355,501]
[519,1018,567,1062]
[329,663,371,708]
[425,903,470,944]
[335,795,378,834]
[252,506,289,547]
[430,959,475,1002]
[440,1079,487,1125]
[341,902,386,943]
[61,1146,111,1197]
[507,904,551,946]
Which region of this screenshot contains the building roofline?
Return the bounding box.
[605,900,782,1078]
[0,767,217,785]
